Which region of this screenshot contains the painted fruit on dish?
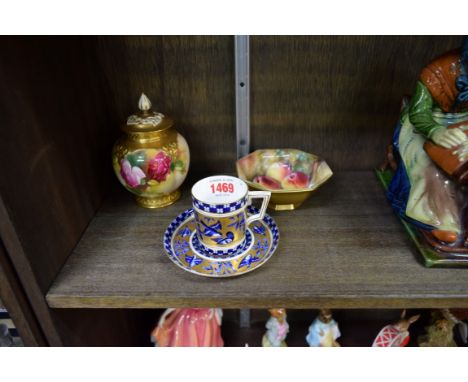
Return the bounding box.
[237,149,332,192]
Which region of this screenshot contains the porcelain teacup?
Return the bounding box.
[191,175,270,253]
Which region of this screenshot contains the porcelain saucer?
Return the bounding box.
[163,206,279,277]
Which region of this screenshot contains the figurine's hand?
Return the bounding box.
[453,140,468,162]
[431,127,467,149]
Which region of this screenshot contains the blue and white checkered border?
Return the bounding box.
[192,197,247,214]
[163,209,193,261]
[250,205,280,251]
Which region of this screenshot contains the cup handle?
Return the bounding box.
[245,191,271,226]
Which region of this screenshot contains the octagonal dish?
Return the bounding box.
[236,149,333,210]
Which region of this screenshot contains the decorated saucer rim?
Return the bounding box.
[163,207,279,278]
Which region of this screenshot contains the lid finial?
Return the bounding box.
[125,93,167,129]
[138,93,152,111]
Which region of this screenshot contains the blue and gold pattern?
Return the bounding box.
[163,206,279,277]
[194,210,248,250]
[192,197,247,214]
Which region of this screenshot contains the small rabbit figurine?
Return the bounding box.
[373,310,420,347]
[306,309,341,347]
[262,308,289,347]
[418,309,458,347]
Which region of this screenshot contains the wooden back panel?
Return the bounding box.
[96,36,237,174]
[250,36,463,170]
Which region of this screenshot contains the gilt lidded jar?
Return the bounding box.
[112,93,190,208]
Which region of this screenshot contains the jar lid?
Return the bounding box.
[122,93,173,133]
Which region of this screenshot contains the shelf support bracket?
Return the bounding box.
[235,35,250,159]
[235,36,251,329]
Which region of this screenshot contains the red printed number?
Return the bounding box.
[210,183,234,193]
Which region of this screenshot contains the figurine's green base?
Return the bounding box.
[376,169,468,268]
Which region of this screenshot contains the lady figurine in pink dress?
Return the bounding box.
[151,308,224,347]
[262,308,289,347]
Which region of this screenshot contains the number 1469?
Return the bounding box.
[210,183,234,193]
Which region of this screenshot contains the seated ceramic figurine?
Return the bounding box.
[306,309,341,347]
[151,308,223,347]
[383,37,468,254]
[262,308,289,347]
[418,309,458,347]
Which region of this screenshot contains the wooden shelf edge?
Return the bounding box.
[46,294,468,310]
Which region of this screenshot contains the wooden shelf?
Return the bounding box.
[46,171,468,309]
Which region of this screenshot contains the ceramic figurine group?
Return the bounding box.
[150,307,467,347]
[379,37,468,266]
[268,308,463,347]
[262,308,341,347]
